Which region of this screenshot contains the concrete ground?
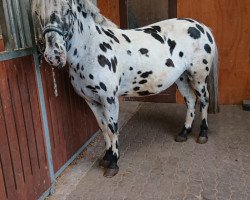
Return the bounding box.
[48,101,141,200]
[51,102,250,200]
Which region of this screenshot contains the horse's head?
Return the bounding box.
[43,22,67,68]
[36,0,73,68]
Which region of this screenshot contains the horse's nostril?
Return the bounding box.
[49,57,53,61]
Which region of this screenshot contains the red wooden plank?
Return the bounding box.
[6,62,32,179]
[40,61,99,172]
[23,58,50,194]
[7,56,49,199]
[24,59,46,166]
[5,59,32,199]
[0,154,7,200]
[64,70,76,158]
[66,77,78,159]
[0,61,19,200]
[43,65,61,171]
[72,94,82,154]
[1,56,50,200]
[62,70,72,161]
[0,38,4,51]
[54,69,67,166]
[79,99,88,146]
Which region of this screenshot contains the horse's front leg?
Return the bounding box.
[85,100,112,168]
[102,96,120,178]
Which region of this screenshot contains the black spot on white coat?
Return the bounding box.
[139,80,147,84]
[108,124,115,133]
[165,59,175,67]
[99,43,107,52]
[74,48,78,56]
[139,48,149,56]
[99,82,107,91]
[99,42,112,52]
[177,18,195,23]
[103,42,112,50]
[80,73,85,79]
[107,97,115,104]
[98,55,111,68]
[187,27,201,39]
[151,26,161,32]
[121,34,131,43]
[206,32,213,44]
[96,26,102,34]
[203,59,208,64]
[179,51,184,57]
[102,28,120,43]
[195,24,204,34]
[79,22,83,33]
[134,87,140,91]
[137,91,154,96]
[151,32,165,44]
[82,11,87,18]
[204,44,211,53]
[167,39,176,55]
[111,56,118,73]
[141,71,153,78]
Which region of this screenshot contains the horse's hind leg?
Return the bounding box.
[190,70,210,144]
[175,73,197,142]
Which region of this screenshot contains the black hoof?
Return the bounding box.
[99,159,110,168]
[175,126,191,142]
[197,136,208,144]
[104,167,119,178]
[175,135,188,142]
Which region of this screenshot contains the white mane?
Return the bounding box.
[32,0,117,28]
[81,0,117,27]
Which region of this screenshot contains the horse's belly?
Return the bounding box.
[120,67,183,97]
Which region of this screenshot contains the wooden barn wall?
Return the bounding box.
[0,56,50,200]
[177,0,250,104]
[127,0,169,27]
[0,39,4,51]
[97,0,120,26]
[40,63,99,173]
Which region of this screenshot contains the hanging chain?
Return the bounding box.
[52,68,58,97]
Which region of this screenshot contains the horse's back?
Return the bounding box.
[113,18,216,97]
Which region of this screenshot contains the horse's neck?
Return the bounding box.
[66,2,117,66]
[67,11,98,62]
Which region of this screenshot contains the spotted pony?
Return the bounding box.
[32,0,219,177]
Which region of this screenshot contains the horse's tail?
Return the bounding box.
[208,42,219,113]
